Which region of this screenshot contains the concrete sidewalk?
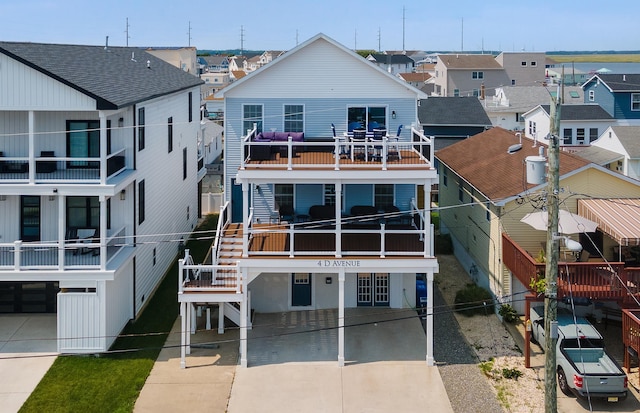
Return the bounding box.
[0,314,58,413]
[136,309,454,413]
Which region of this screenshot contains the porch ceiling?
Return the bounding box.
[578,198,640,246]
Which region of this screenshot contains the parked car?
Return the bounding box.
[530,306,628,402]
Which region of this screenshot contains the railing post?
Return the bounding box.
[178,258,184,293]
[382,137,388,171]
[289,223,295,258]
[334,137,340,170]
[380,223,386,258]
[287,136,293,171]
[14,240,22,270]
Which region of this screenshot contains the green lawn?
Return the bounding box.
[19,214,219,413]
[550,54,640,63]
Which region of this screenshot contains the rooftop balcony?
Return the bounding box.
[240,125,435,172]
[0,149,129,185]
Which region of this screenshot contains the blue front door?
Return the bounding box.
[231,178,246,223]
[291,274,312,306]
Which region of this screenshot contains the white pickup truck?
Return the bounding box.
[530,306,628,402]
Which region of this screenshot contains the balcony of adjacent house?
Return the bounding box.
[240,124,436,172]
[0,129,132,186]
[502,233,640,306]
[0,196,133,273]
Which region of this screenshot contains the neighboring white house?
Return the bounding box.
[179,33,439,368]
[0,41,204,353]
[585,125,640,179]
[522,104,615,146]
[484,86,585,130]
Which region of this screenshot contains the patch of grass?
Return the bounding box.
[20,214,219,413]
[478,358,495,377]
[496,385,512,409]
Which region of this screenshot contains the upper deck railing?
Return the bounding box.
[239,124,435,171]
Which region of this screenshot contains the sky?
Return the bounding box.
[1,0,639,52]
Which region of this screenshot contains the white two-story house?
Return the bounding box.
[0,41,204,353]
[177,33,439,368]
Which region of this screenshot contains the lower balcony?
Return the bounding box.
[502,233,640,304]
[0,227,129,272]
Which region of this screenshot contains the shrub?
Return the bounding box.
[502,367,523,380]
[435,233,453,254]
[498,304,518,323]
[454,283,494,316]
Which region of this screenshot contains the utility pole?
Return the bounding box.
[125,17,130,47]
[187,21,192,47]
[544,71,562,413]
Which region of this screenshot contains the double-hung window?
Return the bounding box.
[632,93,640,111]
[138,180,146,224]
[275,184,294,210]
[589,128,598,142]
[472,71,484,79]
[374,184,394,210]
[243,104,263,134]
[284,105,304,132]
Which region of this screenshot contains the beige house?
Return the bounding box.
[436,127,640,314]
[495,52,546,87]
[433,54,509,98]
[145,47,198,74]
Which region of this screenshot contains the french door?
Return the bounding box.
[357,273,389,306]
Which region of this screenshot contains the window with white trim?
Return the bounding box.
[589,128,598,142]
[472,71,484,79]
[632,93,640,111]
[588,90,595,102]
[374,184,394,209]
[243,104,263,134]
[284,105,304,132]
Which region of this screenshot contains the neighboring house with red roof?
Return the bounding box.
[435,127,640,314]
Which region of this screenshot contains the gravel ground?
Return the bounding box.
[433,283,507,413]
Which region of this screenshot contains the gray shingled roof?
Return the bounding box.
[0,41,203,110]
[611,126,640,158]
[540,104,613,120]
[589,74,640,92]
[418,97,492,126]
[368,53,415,65]
[572,146,624,165]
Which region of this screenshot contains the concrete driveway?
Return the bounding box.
[227,308,453,412]
[137,308,452,412]
[0,314,58,413]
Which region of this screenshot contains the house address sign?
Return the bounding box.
[317,260,361,267]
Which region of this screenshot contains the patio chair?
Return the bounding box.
[351,129,368,161]
[278,204,296,223]
[332,123,349,159]
[371,128,386,161]
[387,125,402,160]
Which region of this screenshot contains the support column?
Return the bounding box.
[99,195,107,269]
[218,303,225,334]
[338,269,345,367]
[180,302,187,368]
[28,111,35,183]
[205,307,211,330]
[240,268,248,367]
[426,272,434,366]
[58,196,66,268]
[335,183,342,258]
[99,112,107,185]
[186,303,192,355]
[242,182,249,257]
